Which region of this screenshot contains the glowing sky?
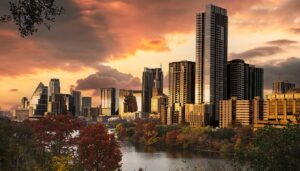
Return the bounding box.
[1,0,300,110]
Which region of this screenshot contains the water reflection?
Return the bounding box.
[120,142,234,171]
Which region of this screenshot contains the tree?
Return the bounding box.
[165,130,180,146]
[1,0,63,37]
[28,114,84,157]
[143,121,159,145]
[116,123,127,140]
[234,125,300,170]
[0,118,51,170]
[77,123,122,171]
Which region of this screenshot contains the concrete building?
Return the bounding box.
[272,80,295,94]
[71,90,81,116]
[196,4,228,126]
[254,89,300,129]
[100,88,119,116]
[185,104,206,127]
[219,97,256,128]
[142,68,163,113]
[13,108,31,122]
[29,82,48,116]
[168,61,195,124]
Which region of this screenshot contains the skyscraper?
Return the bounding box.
[142,68,163,113]
[228,59,264,100]
[29,82,48,116]
[21,97,29,109]
[168,61,195,124]
[272,80,295,94]
[48,78,60,100]
[196,4,228,125]
[249,66,264,100]
[71,90,82,116]
[100,88,119,116]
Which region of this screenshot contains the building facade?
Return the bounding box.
[48,78,60,100]
[142,68,163,113]
[228,59,264,100]
[168,61,195,124]
[29,82,48,116]
[272,80,295,94]
[100,88,119,116]
[196,4,228,125]
[71,90,82,116]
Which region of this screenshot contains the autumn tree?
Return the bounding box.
[165,130,180,146]
[77,123,122,171]
[143,121,159,145]
[28,114,84,157]
[0,0,64,37]
[116,123,127,140]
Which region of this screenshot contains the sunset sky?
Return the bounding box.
[1,0,300,110]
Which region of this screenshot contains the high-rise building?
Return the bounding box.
[272,80,295,94]
[196,4,228,125]
[151,94,167,114]
[21,97,29,109]
[249,66,264,100]
[100,88,119,116]
[142,68,163,113]
[48,78,60,100]
[168,61,195,124]
[29,82,48,116]
[82,96,92,117]
[227,59,264,100]
[47,94,72,115]
[71,90,82,116]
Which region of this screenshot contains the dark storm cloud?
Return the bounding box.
[229,46,283,60]
[266,39,298,46]
[10,88,18,92]
[76,65,141,90]
[259,57,300,89]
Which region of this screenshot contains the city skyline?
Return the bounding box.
[1,0,300,110]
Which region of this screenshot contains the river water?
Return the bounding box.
[120,142,234,171]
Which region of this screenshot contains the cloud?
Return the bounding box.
[290,27,300,34]
[259,57,300,89]
[229,46,283,60]
[0,0,269,76]
[266,39,298,46]
[10,89,18,92]
[76,65,141,91]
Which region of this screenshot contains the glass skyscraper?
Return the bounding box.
[196,4,228,125]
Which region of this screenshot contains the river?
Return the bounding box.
[120,142,234,171]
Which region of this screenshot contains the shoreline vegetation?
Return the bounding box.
[1,115,299,171]
[115,118,300,170]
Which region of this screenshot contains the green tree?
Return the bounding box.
[234,125,300,170]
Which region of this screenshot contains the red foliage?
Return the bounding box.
[28,114,84,156]
[165,130,180,146]
[143,121,157,143]
[77,123,122,171]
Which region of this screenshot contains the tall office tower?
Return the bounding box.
[249,66,264,100]
[142,68,163,113]
[71,90,82,116]
[123,92,138,113]
[82,96,92,116]
[228,59,249,100]
[196,4,228,125]
[168,61,195,124]
[48,79,60,100]
[29,82,48,116]
[21,97,29,109]
[100,88,119,116]
[48,94,72,115]
[228,59,264,100]
[272,80,295,94]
